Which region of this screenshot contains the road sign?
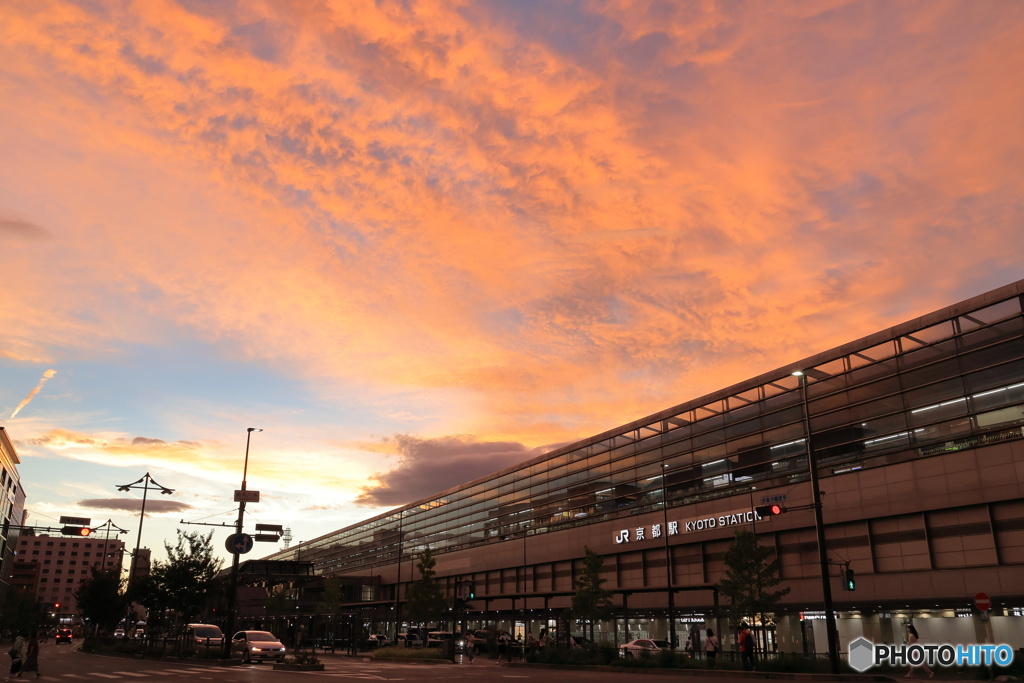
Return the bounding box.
[233,489,260,503]
[253,534,280,542]
[975,592,991,611]
[255,524,283,533]
[60,516,91,526]
[225,533,254,555]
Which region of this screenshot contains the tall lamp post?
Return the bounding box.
[661,463,676,650]
[793,370,840,673]
[224,427,262,657]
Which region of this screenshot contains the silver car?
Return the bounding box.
[231,630,287,663]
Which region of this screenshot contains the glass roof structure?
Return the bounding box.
[264,281,1024,579]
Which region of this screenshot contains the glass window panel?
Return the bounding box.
[960,297,1022,329]
[908,396,969,427]
[761,389,802,416]
[958,316,1024,352]
[963,359,1024,395]
[905,320,955,346]
[970,381,1024,412]
[960,339,1024,374]
[903,377,966,410]
[975,403,1024,429]
[691,411,725,435]
[724,413,764,441]
[900,338,958,371]
[901,356,962,389]
[695,401,723,421]
[812,357,847,378]
[692,427,725,450]
[912,416,972,444]
[726,432,763,455]
[846,374,902,404]
[849,340,897,368]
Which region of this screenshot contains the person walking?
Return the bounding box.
[20,633,39,679]
[704,628,720,668]
[464,632,475,664]
[904,625,933,679]
[497,631,509,664]
[7,632,26,681]
[739,623,756,671]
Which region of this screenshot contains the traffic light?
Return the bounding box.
[755,504,786,517]
[844,568,856,591]
[60,526,92,536]
[468,581,476,599]
[54,602,61,609]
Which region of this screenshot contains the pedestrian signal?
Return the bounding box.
[61,526,92,536]
[755,504,786,517]
[468,581,476,599]
[844,568,856,591]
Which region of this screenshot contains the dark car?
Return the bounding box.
[55,628,73,644]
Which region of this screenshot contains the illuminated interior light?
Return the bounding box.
[770,438,806,450]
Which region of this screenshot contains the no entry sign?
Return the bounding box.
[975,592,991,611]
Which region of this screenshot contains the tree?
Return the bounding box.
[74,567,128,633]
[571,546,616,643]
[404,547,445,629]
[716,530,790,645]
[0,588,46,636]
[316,576,344,642]
[136,530,223,632]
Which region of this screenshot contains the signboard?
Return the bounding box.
[255,524,283,533]
[253,534,281,542]
[233,489,260,503]
[225,533,254,555]
[59,516,91,526]
[975,592,991,611]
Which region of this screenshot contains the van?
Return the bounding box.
[426,631,454,647]
[185,623,224,653]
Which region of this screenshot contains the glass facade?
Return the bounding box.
[266,284,1024,582]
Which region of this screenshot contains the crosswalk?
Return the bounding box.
[53,666,228,678]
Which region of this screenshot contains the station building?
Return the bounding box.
[263,279,1024,654]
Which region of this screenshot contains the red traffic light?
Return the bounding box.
[54,602,61,609]
[60,526,92,536]
[755,504,786,517]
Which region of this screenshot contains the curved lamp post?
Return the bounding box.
[116,473,174,589]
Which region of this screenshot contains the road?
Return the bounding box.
[31,641,878,682]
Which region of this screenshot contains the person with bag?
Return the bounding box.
[738,623,756,671]
[904,625,933,679]
[704,628,720,668]
[7,632,26,681]
[20,633,40,679]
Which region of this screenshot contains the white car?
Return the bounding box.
[113,628,126,639]
[231,630,287,663]
[619,638,671,658]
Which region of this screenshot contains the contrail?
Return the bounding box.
[10,369,57,419]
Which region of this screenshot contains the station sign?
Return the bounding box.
[234,490,260,503]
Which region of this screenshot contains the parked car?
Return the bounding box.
[366,633,390,648]
[55,628,73,644]
[185,623,225,653]
[619,638,671,658]
[231,630,287,663]
[396,632,421,647]
[426,631,454,648]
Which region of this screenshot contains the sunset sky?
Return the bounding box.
[2,0,1023,566]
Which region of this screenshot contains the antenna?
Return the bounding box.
[282,527,293,548]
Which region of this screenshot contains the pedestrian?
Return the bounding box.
[904,625,933,679]
[497,631,509,664]
[20,633,40,679]
[464,632,475,664]
[526,631,537,654]
[739,623,756,671]
[7,631,26,681]
[705,628,719,668]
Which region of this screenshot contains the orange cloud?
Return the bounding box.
[1,0,1022,453]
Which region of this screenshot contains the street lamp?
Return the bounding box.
[793,370,840,673]
[224,427,262,657]
[660,463,676,650]
[116,473,174,590]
